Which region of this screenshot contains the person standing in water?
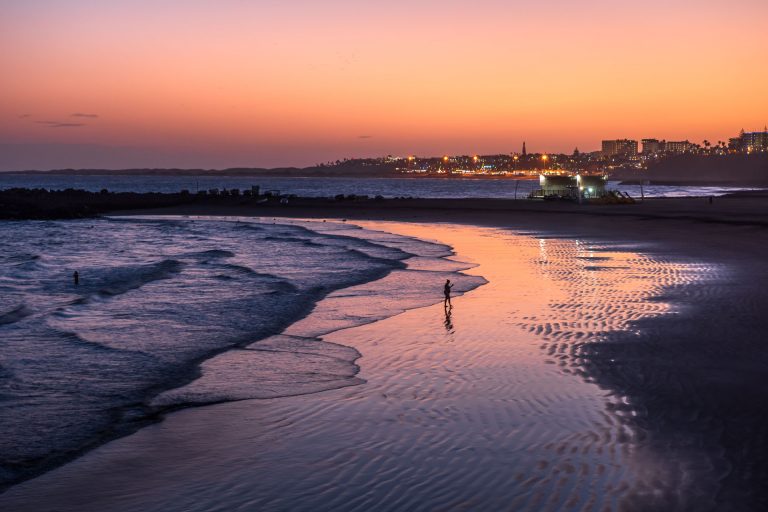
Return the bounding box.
[73,271,79,286]
[444,279,453,307]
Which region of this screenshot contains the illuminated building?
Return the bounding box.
[663,140,696,154]
[601,139,638,158]
[739,128,768,152]
[641,139,662,155]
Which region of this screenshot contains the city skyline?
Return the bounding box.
[2,0,768,170]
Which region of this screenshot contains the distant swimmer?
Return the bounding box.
[444,279,454,307]
[73,271,79,286]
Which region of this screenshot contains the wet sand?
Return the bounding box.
[3,214,764,510]
[117,198,768,509]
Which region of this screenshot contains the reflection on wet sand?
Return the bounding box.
[443,304,454,333]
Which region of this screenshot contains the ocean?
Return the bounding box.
[0,216,484,488]
[0,173,761,199]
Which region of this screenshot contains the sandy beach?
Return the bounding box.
[3,197,768,510]
[6,0,768,509]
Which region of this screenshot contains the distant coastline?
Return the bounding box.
[3,169,534,180]
[5,152,767,186]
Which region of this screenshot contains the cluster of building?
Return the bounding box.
[382,127,768,178]
[730,129,768,154]
[602,138,700,158]
[603,128,768,160]
[396,144,603,177]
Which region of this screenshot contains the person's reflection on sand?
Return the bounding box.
[444,303,454,333]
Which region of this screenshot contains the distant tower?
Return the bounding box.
[522,141,527,157]
[573,147,580,156]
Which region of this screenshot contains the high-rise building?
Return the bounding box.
[740,128,768,152]
[601,139,638,158]
[664,140,696,154]
[641,139,662,155]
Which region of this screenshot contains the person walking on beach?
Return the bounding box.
[444,279,453,307]
[73,271,79,286]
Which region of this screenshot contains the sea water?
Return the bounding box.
[0,217,483,489]
[0,174,760,198]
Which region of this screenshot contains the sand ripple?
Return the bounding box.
[0,222,722,512]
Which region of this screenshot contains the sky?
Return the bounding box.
[1,0,767,170]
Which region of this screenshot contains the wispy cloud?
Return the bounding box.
[358,135,373,139]
[35,121,86,128]
[18,114,31,119]
[70,113,99,118]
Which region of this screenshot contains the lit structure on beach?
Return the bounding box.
[535,174,608,200]
[576,174,607,198]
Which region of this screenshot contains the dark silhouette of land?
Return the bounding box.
[3,186,768,221]
[0,188,195,219]
[6,152,767,185]
[8,160,400,178]
[615,153,768,185]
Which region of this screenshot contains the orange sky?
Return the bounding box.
[2,0,767,169]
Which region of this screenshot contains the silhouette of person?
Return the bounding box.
[73,271,79,286]
[444,279,453,307]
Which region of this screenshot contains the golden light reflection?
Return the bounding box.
[334,220,711,503]
[360,222,696,363]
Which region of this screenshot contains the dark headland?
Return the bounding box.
[8,152,768,186]
[615,153,768,186]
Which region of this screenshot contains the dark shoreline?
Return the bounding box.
[3,185,768,222]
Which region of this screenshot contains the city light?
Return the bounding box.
[392,127,766,177]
